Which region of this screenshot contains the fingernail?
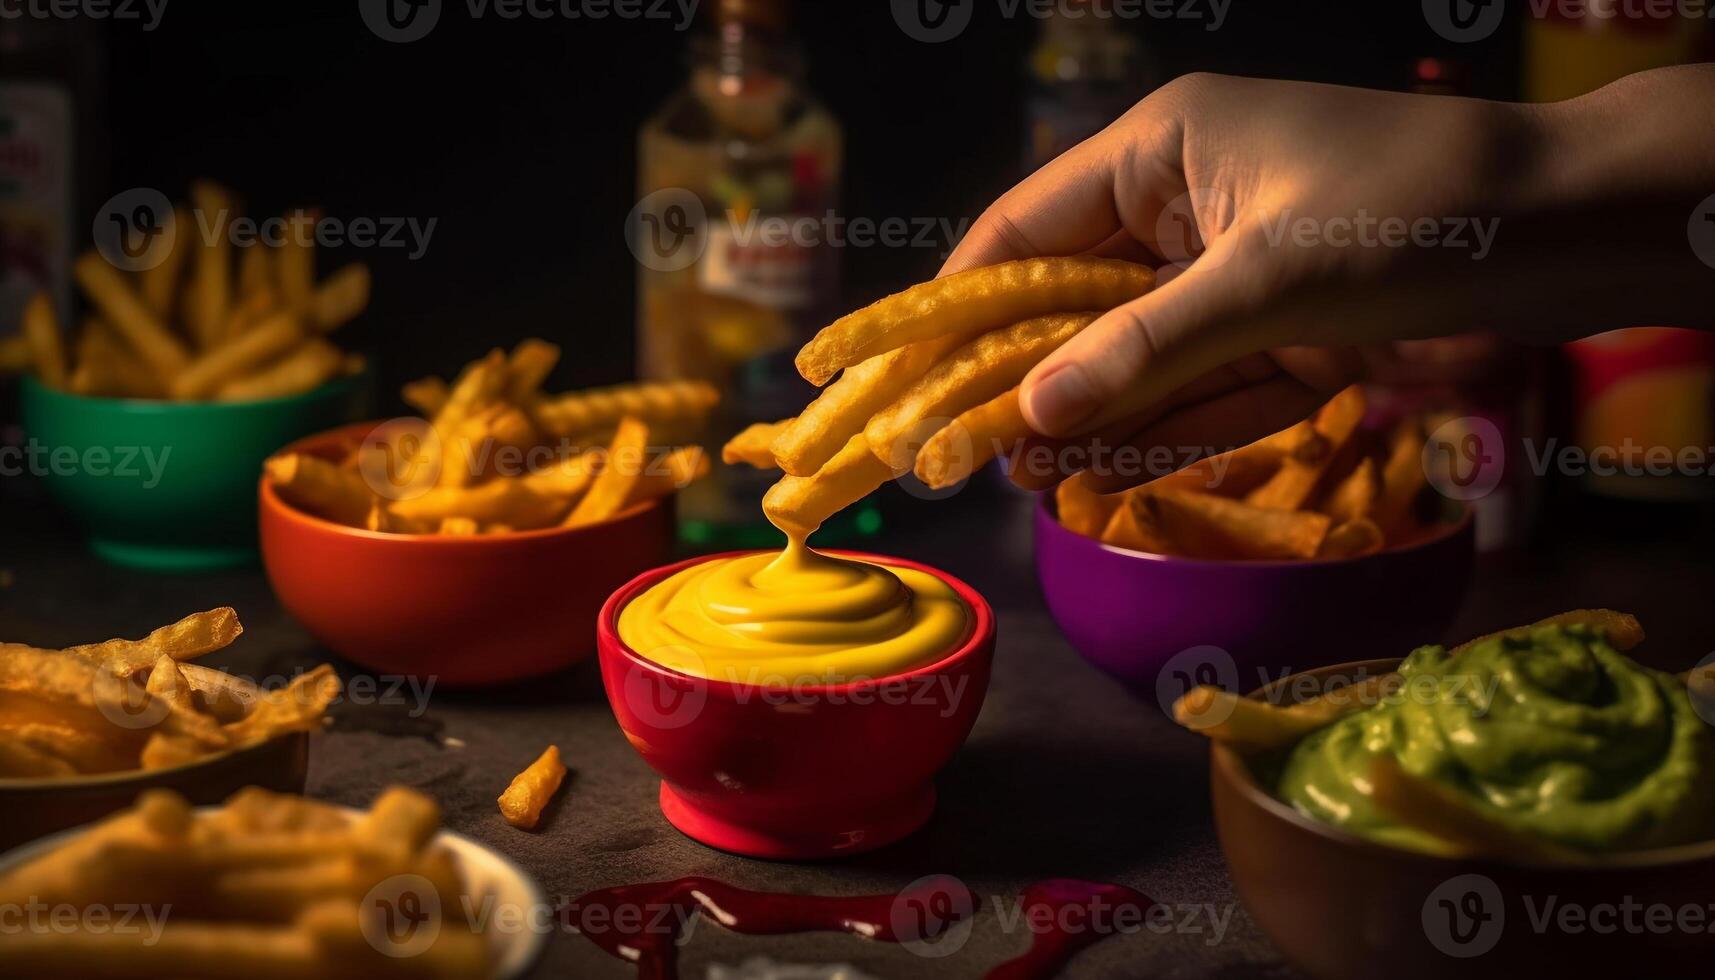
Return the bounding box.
[1025,364,1099,435]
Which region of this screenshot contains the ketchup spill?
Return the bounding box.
[563,875,1153,980]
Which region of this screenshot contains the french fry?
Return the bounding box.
[498,744,568,830]
[1323,456,1380,523]
[169,310,305,400]
[762,432,897,540]
[358,786,442,856]
[723,419,793,469]
[216,283,279,345]
[236,239,274,302]
[22,291,67,388]
[401,376,449,416]
[63,608,244,674]
[1317,518,1385,559]
[1173,686,1344,751]
[624,446,709,506]
[1374,417,1427,537]
[794,256,1154,385]
[1150,490,1331,560]
[214,339,345,401]
[276,207,319,309]
[564,417,651,527]
[265,453,375,528]
[73,253,191,379]
[0,333,31,373]
[1245,385,1366,511]
[224,665,339,746]
[506,338,560,402]
[186,180,236,349]
[1369,756,1589,863]
[389,478,571,530]
[177,663,261,723]
[1055,474,1120,538]
[305,263,369,333]
[915,386,1030,489]
[771,340,959,476]
[519,453,597,498]
[139,206,193,320]
[865,312,1098,471]
[68,319,167,399]
[1100,493,1171,553]
[1451,609,1644,655]
[533,379,718,440]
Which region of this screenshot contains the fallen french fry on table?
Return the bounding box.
[498,744,568,830]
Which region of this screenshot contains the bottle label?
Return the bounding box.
[0,82,73,335]
[698,217,818,311]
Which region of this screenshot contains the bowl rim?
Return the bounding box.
[21,366,366,412]
[598,548,995,697]
[0,729,308,792]
[1213,656,1715,870]
[258,419,668,544]
[1036,490,1474,569]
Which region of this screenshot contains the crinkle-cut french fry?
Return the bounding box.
[1100,493,1172,553]
[625,446,709,506]
[498,744,567,830]
[266,453,375,528]
[73,251,191,379]
[1055,473,1119,538]
[1373,416,1428,538]
[306,263,369,333]
[915,386,1029,489]
[1245,385,1366,512]
[215,339,344,402]
[236,238,274,302]
[64,608,244,673]
[276,207,319,309]
[532,379,718,440]
[772,339,960,477]
[866,312,1098,471]
[69,319,167,399]
[1323,456,1380,524]
[762,432,897,540]
[723,419,793,469]
[1151,490,1331,560]
[169,310,305,400]
[401,376,449,416]
[1317,517,1385,559]
[389,477,571,530]
[506,338,561,402]
[564,417,652,527]
[187,180,236,349]
[0,333,32,373]
[795,256,1155,385]
[22,291,67,388]
[140,206,193,320]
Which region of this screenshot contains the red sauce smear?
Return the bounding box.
[563,875,1153,980]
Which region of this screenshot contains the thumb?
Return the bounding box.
[1020,237,1274,437]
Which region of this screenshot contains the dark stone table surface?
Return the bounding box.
[4,479,1713,980]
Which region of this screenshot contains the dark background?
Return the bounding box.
[34,1,1525,404]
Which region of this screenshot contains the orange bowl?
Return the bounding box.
[258,422,676,686]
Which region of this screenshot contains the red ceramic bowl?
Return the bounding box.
[260,421,675,686]
[1034,493,1474,702]
[1214,660,1715,980]
[597,551,995,860]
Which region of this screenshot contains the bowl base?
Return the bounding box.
[90,537,259,572]
[658,782,936,860]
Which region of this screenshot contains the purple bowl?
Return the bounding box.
[1033,494,1474,703]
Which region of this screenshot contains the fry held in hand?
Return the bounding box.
[498,744,568,830]
[723,419,792,469]
[915,386,1030,489]
[763,432,897,540]
[794,256,1153,385]
[772,340,959,476]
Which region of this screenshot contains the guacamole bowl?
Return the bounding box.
[19,373,367,571]
[597,551,994,860]
[1213,659,1715,980]
[1033,492,1474,699]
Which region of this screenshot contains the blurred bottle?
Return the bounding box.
[1528,7,1714,503]
[638,0,859,547]
[1024,0,1150,171]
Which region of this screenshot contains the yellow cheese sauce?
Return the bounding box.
[617,534,970,685]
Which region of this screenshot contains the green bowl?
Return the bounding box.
[19,373,368,571]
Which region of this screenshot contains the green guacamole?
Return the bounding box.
[1277,624,1715,853]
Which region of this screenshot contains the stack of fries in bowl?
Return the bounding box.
[1032,384,1476,693]
[6,182,371,571]
[260,341,719,684]
[0,609,337,848]
[0,785,546,979]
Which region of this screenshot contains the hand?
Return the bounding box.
[942,67,1715,490]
